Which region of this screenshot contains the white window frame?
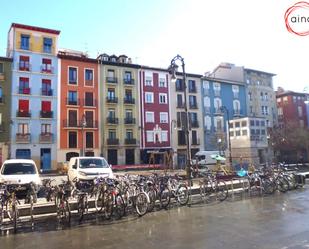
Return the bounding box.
[159,77,167,87]
[161,130,168,142]
[145,112,154,123]
[145,92,154,103]
[84,68,94,87]
[159,93,168,104]
[160,112,168,123]
[145,76,153,86]
[146,131,154,142]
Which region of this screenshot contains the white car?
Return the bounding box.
[0,159,41,186]
[67,157,114,183]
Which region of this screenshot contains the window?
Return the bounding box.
[19,56,30,71]
[43,38,52,53]
[256,120,260,126]
[189,95,197,108]
[242,130,248,136]
[146,131,154,142]
[108,109,116,118]
[191,130,198,144]
[41,124,51,134]
[68,91,78,105]
[68,110,77,126]
[19,77,30,94]
[177,94,183,108]
[178,130,186,145]
[188,80,196,93]
[85,69,93,86]
[250,120,255,126]
[125,71,132,80]
[261,129,266,135]
[298,106,303,117]
[108,129,117,139]
[161,131,168,142]
[41,101,51,115]
[68,131,77,148]
[261,120,265,126]
[86,132,94,148]
[85,92,94,106]
[241,121,247,127]
[18,123,29,134]
[20,34,30,50]
[18,99,29,113]
[0,63,3,73]
[248,92,252,101]
[42,58,52,73]
[159,93,167,104]
[265,106,269,115]
[107,88,116,102]
[145,92,154,103]
[145,112,154,123]
[176,79,184,91]
[85,111,94,127]
[213,82,221,96]
[42,79,52,96]
[159,77,166,87]
[236,130,241,136]
[264,92,268,101]
[204,116,211,130]
[145,76,153,86]
[160,112,168,123]
[260,92,264,101]
[126,129,134,140]
[235,122,240,128]
[69,67,77,84]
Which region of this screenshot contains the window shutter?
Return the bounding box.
[42,101,51,111]
[19,100,29,111]
[42,58,52,64]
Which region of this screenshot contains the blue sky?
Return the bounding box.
[1,0,308,92]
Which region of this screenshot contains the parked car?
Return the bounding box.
[0,159,41,186]
[67,157,114,183]
[191,151,225,167]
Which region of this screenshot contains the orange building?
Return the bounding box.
[58,50,100,162]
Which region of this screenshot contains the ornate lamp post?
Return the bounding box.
[168,55,191,181]
[220,106,232,165]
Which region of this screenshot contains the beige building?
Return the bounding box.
[169,73,204,169]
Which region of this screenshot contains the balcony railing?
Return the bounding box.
[66,98,80,106]
[177,102,185,108]
[176,84,185,91]
[106,96,118,103]
[124,97,135,104]
[40,111,53,118]
[123,78,134,85]
[18,63,31,71]
[106,117,119,124]
[125,138,137,145]
[106,77,118,83]
[189,103,198,109]
[18,42,32,51]
[191,138,200,145]
[81,120,98,128]
[16,110,31,118]
[214,107,223,115]
[83,99,97,107]
[18,87,31,95]
[124,118,136,124]
[40,66,54,74]
[41,88,53,96]
[189,87,197,93]
[190,121,199,128]
[85,79,93,86]
[107,138,119,145]
[16,133,31,143]
[63,119,79,128]
[39,132,53,143]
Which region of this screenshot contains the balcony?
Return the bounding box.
[189,87,197,93]
[39,133,53,143]
[63,119,79,128]
[83,99,97,107]
[16,133,30,143]
[18,63,31,72]
[190,121,199,128]
[125,138,137,145]
[41,66,54,74]
[177,102,185,108]
[81,120,98,128]
[123,78,135,85]
[107,138,119,145]
[106,117,119,124]
[40,111,53,119]
[0,73,5,81]
[41,88,53,96]
[16,110,31,118]
[106,96,118,103]
[175,84,185,92]
[233,109,242,117]
[106,77,118,83]
[192,138,200,145]
[124,117,136,124]
[123,97,135,104]
[189,103,198,109]
[18,42,32,51]
[18,87,31,95]
[66,98,80,106]
[214,108,223,115]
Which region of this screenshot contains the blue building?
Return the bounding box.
[7,23,60,171]
[201,77,247,152]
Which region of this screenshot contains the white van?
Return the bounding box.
[192,151,225,166]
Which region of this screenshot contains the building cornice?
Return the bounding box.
[11,23,60,35]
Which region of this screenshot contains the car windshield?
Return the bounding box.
[79,158,109,169]
[2,163,36,175]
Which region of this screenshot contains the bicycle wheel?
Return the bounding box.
[285,174,296,190]
[0,204,3,226]
[159,187,170,209]
[29,194,34,227]
[113,194,125,219]
[262,179,275,195]
[6,199,14,221]
[57,200,71,225]
[216,180,228,201]
[95,191,104,213]
[147,188,157,212]
[135,192,149,217]
[13,203,18,233]
[104,193,113,220]
[277,177,289,193]
[77,195,85,222]
[176,184,189,205]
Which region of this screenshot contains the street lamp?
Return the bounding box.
[220,106,232,165]
[81,114,87,157]
[168,55,191,181]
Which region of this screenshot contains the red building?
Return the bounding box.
[139,67,171,163]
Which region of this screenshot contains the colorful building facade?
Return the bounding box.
[98,54,140,165]
[58,50,100,163]
[0,56,13,165]
[7,23,60,170]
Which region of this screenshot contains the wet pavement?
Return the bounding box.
[1,186,309,249]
